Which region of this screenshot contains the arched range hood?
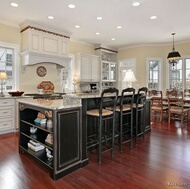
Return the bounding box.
[21,51,71,68]
[20,20,72,68]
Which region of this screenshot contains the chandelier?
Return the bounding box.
[167,33,181,68]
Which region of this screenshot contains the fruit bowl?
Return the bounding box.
[8,91,24,96]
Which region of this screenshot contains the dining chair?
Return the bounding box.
[149,90,168,122]
[167,91,190,124]
[184,89,190,97]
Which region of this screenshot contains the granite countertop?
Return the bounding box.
[17,95,81,110]
[0,95,32,99]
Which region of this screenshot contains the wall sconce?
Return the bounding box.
[0,72,8,97]
[123,69,137,88]
[167,33,181,69]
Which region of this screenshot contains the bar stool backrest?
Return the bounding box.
[137,87,148,105]
[99,88,119,114]
[120,88,135,109]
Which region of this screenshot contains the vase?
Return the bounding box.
[38,88,44,94]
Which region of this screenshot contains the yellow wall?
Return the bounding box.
[69,40,95,55]
[0,23,21,44]
[118,42,190,92]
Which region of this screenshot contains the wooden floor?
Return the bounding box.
[1,120,190,189]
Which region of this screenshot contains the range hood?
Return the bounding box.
[20,20,72,68]
[21,51,71,68]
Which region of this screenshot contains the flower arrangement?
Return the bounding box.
[37,83,43,89]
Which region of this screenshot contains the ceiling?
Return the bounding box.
[1,0,190,49]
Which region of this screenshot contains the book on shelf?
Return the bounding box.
[34,118,47,126]
[27,142,45,152]
[29,140,41,147]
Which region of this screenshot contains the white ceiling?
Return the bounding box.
[1,0,190,49]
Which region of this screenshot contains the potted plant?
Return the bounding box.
[37,84,44,94]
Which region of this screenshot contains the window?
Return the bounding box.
[169,58,190,90]
[147,58,162,90]
[118,58,136,89]
[0,42,19,91]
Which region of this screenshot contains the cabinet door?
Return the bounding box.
[102,62,109,81]
[80,55,91,81]
[56,108,81,171]
[91,56,99,81]
[110,63,117,81]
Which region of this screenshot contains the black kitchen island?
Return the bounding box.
[17,93,150,180]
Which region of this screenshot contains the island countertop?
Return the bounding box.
[17,95,81,110]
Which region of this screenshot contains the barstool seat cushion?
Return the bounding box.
[133,103,144,108]
[116,105,131,112]
[87,109,113,117]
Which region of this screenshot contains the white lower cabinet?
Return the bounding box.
[0,98,15,134]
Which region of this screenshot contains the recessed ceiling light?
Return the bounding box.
[111,38,115,41]
[150,16,157,19]
[75,25,80,28]
[133,2,140,6]
[96,32,100,35]
[117,26,122,29]
[97,17,103,20]
[10,3,19,7]
[68,4,75,8]
[48,16,54,20]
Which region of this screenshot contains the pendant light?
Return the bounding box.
[167,33,181,67]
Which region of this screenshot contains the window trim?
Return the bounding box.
[146,57,163,90]
[0,41,20,90]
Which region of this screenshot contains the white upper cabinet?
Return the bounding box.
[76,53,100,82]
[95,47,118,89]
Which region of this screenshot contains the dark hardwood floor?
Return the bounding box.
[1,119,190,189]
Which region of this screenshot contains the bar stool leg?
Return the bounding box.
[112,116,115,159]
[119,112,123,153]
[135,108,138,144]
[130,113,133,148]
[98,116,102,165]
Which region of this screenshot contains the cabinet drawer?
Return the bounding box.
[0,99,14,106]
[0,119,14,131]
[0,107,14,117]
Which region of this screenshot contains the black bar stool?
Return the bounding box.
[116,88,135,152]
[87,88,119,164]
[134,87,148,144]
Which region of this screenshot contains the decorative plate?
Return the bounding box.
[36,66,47,77]
[37,81,54,93]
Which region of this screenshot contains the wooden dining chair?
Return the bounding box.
[167,91,190,124]
[184,89,190,97]
[149,90,168,122]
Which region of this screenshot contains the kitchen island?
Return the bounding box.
[17,96,88,180]
[17,93,150,180]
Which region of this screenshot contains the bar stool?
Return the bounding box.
[116,88,135,152]
[134,87,148,144]
[87,87,119,164]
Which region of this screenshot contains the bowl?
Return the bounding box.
[8,91,24,96]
